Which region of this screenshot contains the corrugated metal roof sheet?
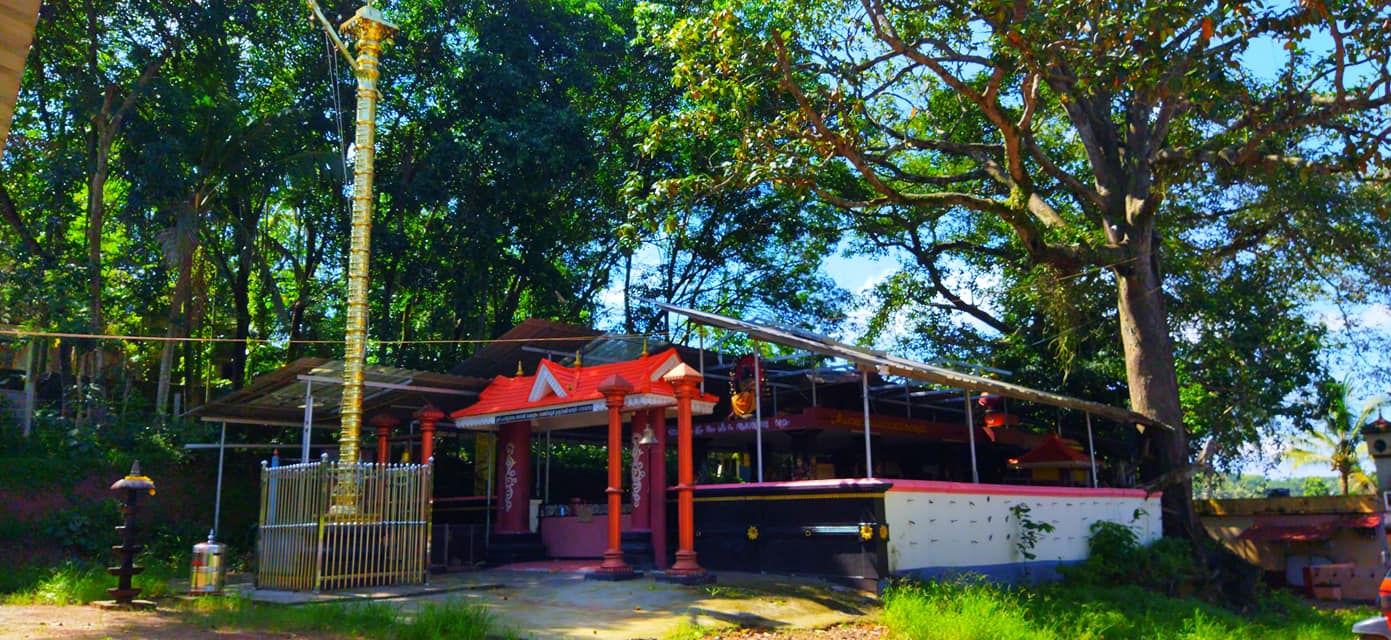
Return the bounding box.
[653,300,1173,431]
[0,0,40,159]
[183,358,489,426]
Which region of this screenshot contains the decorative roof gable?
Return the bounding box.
[528,361,569,402]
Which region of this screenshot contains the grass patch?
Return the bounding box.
[177,595,505,640]
[2,561,179,605]
[664,618,718,640]
[882,579,1374,640]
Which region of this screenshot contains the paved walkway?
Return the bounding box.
[244,563,880,639]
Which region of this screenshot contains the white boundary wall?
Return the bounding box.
[884,480,1163,582]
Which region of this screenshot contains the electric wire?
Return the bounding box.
[0,328,658,346]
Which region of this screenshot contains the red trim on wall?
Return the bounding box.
[885,479,1159,499]
[695,478,890,491]
[693,478,1158,500]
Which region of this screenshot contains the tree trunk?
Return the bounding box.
[87,142,107,340]
[624,251,634,334]
[0,185,45,258]
[1115,236,1194,538]
[155,331,174,420]
[288,300,306,362]
[231,281,250,389]
[156,209,197,420]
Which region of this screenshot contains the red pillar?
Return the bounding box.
[630,409,651,532]
[370,413,399,465]
[416,404,444,464]
[592,375,636,579]
[662,363,711,583]
[649,408,669,569]
[495,420,533,534]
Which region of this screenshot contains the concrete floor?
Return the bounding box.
[243,563,880,639]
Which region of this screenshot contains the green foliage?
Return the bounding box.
[1192,474,1341,499]
[638,0,1391,533]
[39,500,123,557]
[1062,520,1205,598]
[1301,476,1334,497]
[1008,503,1056,562]
[881,578,1372,640]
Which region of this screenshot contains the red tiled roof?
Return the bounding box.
[1237,514,1382,543]
[1012,434,1093,466]
[451,348,715,418]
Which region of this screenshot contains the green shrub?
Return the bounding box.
[1060,521,1205,597]
[40,500,122,556]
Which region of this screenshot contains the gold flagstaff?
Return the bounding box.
[253,2,429,593]
[304,0,398,516]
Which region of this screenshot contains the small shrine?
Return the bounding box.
[452,348,718,581]
[1007,434,1096,486]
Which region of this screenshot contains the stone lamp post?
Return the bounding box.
[97,461,156,610]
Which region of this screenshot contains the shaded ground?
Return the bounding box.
[0,604,312,639]
[0,568,883,640]
[392,570,879,639]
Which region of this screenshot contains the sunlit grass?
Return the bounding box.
[881,579,1375,640]
[2,561,179,605]
[176,594,506,640]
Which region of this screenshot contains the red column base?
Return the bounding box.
[587,550,638,581]
[655,551,714,584]
[669,550,703,574]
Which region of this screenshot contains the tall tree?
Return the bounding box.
[639,0,1391,537]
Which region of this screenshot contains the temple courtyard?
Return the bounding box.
[0,565,883,640]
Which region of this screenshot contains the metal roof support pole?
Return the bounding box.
[904,384,911,419]
[485,435,493,546]
[301,379,314,464]
[754,343,763,483]
[810,360,817,407]
[698,328,705,394]
[862,370,873,480]
[544,430,551,505]
[21,339,35,437]
[214,421,226,537]
[964,391,979,483]
[1086,413,1098,488]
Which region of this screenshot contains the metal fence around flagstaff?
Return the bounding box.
[257,457,432,591]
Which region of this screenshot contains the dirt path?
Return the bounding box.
[0,605,322,640]
[0,604,888,640]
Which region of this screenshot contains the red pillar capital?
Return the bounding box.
[661,363,711,583]
[415,404,445,464]
[591,375,637,580]
[370,413,400,465]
